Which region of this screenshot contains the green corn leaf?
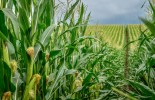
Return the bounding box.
[0,10,8,37]
[50,49,61,58]
[76,3,84,25]
[112,87,138,100]
[42,75,47,96]
[34,24,55,61]
[7,41,15,55]
[32,0,48,34]
[2,8,20,39]
[140,18,155,36]
[3,62,16,92]
[127,80,155,100]
[64,69,77,75]
[33,0,36,5]
[82,13,91,35]
[0,51,5,96]
[64,0,80,21]
[18,7,29,33]
[0,31,8,41]
[0,31,15,54]
[82,71,99,86]
[45,64,66,100]
[149,1,155,21]
[65,44,78,57]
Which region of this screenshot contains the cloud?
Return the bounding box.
[82,0,146,24]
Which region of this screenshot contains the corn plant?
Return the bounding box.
[0,0,114,99]
[124,1,155,100]
[1,0,153,100]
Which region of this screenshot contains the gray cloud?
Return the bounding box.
[82,0,146,24]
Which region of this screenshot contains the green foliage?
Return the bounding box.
[0,0,154,100]
[0,0,116,99]
[125,1,155,100]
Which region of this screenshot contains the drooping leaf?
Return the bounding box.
[128,80,155,100]
[34,24,55,60]
[0,31,15,55]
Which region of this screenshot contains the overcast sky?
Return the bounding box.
[82,0,146,24]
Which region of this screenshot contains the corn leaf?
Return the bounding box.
[45,64,66,100]
[34,24,55,61]
[2,8,20,39]
[140,18,155,36]
[127,80,155,100]
[0,50,5,96]
[64,0,80,21]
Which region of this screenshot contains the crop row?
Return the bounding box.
[86,24,143,50]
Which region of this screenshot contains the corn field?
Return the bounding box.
[86,24,146,50]
[0,0,155,100]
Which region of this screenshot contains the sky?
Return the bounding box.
[82,0,146,24]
